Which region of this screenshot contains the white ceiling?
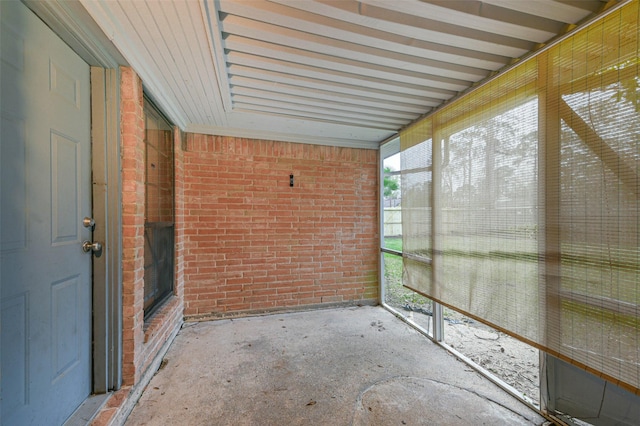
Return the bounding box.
[78,0,613,149]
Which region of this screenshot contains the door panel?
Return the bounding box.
[51,132,82,245]
[0,294,29,415]
[0,114,27,252]
[1,1,92,424]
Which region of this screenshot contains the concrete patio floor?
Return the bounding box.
[124,306,547,425]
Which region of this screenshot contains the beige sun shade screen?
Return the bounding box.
[401,1,639,393]
[400,119,433,295]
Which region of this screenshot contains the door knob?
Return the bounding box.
[83,217,95,229]
[82,240,102,256]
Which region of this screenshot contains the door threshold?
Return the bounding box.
[63,393,111,426]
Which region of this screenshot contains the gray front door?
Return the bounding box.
[1,1,93,424]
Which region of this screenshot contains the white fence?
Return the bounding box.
[383,208,402,237]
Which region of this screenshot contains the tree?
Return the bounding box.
[384,167,399,199]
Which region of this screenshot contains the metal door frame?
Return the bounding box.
[90,68,122,393]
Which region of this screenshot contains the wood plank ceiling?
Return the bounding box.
[80,0,614,148]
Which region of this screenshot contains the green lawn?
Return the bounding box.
[383,237,432,308]
[383,236,402,252]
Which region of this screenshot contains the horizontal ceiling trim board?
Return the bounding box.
[482,0,600,22]
[229,112,390,142]
[423,0,568,33]
[232,101,410,129]
[296,0,530,57]
[233,90,419,123]
[226,53,458,99]
[359,0,546,46]
[185,124,382,150]
[224,36,472,91]
[363,0,555,42]
[229,78,435,114]
[233,104,401,130]
[219,15,491,80]
[218,0,510,69]
[229,93,428,120]
[229,86,431,116]
[234,96,408,128]
[78,0,188,129]
[233,91,419,123]
[227,64,442,107]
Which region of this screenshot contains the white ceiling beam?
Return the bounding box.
[227,53,457,100]
[233,103,402,130]
[421,1,567,33]
[271,0,528,57]
[220,14,489,81]
[358,0,548,45]
[224,36,472,92]
[361,0,555,43]
[230,94,418,123]
[229,85,424,118]
[232,95,414,125]
[481,0,599,22]
[227,64,441,107]
[218,0,510,70]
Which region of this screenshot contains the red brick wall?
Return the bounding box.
[120,67,184,386]
[174,129,185,313]
[183,134,379,317]
[120,67,146,385]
